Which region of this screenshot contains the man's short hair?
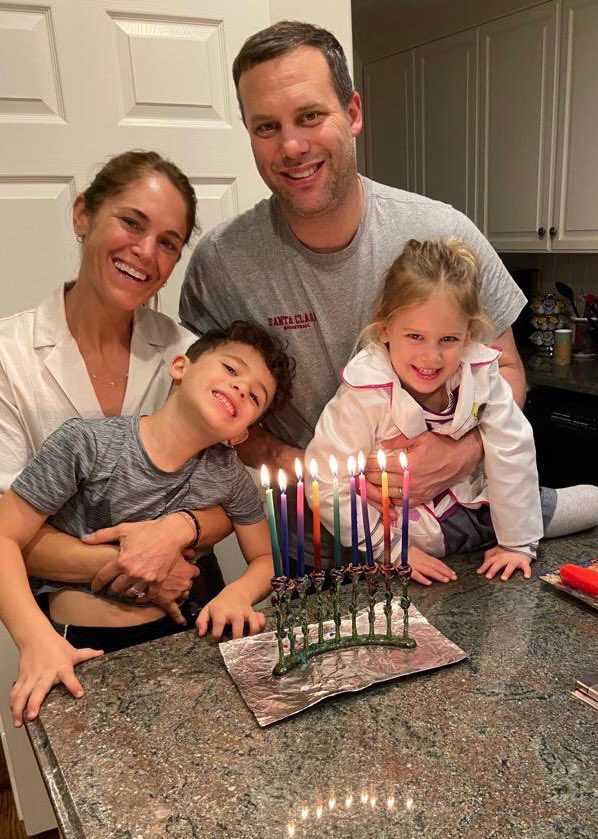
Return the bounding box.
[232,20,354,121]
[186,321,296,414]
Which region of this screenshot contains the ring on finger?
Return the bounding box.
[127,585,147,599]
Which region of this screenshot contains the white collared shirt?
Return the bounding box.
[306,341,543,559]
[0,284,194,492]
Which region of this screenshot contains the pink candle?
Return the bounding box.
[295,458,305,577]
[378,450,391,564]
[309,459,322,572]
[399,451,410,567]
[357,451,375,566]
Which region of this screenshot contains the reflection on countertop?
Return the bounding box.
[27,531,598,839]
[522,348,598,395]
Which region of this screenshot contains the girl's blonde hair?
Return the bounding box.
[359,238,491,349]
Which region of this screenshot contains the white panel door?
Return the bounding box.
[415,28,478,221]
[552,0,598,249]
[478,3,558,251]
[0,0,272,320]
[364,51,416,192]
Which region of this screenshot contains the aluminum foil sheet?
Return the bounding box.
[220,602,466,726]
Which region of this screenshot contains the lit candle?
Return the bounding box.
[329,454,342,568]
[378,450,391,565]
[278,469,289,578]
[399,451,410,567]
[261,465,283,577]
[357,451,375,566]
[309,458,322,572]
[295,458,305,577]
[347,456,359,566]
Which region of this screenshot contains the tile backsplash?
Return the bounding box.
[500,252,598,304]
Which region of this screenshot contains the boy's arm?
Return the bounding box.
[195,518,273,640]
[0,491,103,725]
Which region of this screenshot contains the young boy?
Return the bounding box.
[0,321,294,725]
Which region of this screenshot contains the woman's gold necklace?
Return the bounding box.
[89,370,129,387]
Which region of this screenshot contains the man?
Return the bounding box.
[179,21,527,580]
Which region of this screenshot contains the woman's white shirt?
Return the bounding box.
[0,284,195,493]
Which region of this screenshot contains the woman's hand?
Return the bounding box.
[406,545,457,586]
[11,631,103,726]
[365,430,483,509]
[477,546,532,581]
[195,583,266,640]
[85,514,196,597]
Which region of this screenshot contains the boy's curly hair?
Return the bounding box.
[186,321,296,414]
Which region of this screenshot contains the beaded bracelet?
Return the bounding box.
[176,509,201,550]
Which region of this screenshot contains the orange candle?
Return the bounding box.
[309,458,322,572]
[378,450,391,564]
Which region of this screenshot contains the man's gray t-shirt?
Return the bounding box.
[180,176,526,451]
[12,416,263,588]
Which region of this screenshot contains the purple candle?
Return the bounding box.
[294,457,305,577]
[357,451,375,566]
[278,469,289,577]
[399,451,410,567]
[347,456,360,566]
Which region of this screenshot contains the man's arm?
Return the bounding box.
[494,326,527,407]
[235,425,304,478]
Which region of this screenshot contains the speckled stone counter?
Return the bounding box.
[523,350,598,396]
[27,531,598,839]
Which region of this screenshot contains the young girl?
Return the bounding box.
[306,238,597,583]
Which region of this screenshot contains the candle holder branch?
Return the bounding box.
[271,563,416,677]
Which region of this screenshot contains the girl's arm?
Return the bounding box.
[479,365,544,551]
[0,491,103,726]
[195,518,272,640]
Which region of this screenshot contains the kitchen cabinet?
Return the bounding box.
[477,4,558,250]
[364,52,416,192]
[415,28,478,219]
[552,0,598,249]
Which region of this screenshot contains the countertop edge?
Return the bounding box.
[26,715,85,839]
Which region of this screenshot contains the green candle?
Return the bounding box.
[261,465,283,577]
[329,455,342,568]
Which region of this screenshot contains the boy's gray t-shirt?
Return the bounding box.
[12,415,263,541]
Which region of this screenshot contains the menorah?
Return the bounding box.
[270,561,415,677]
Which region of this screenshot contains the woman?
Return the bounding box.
[0,151,231,666]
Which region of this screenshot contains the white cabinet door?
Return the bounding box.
[478,2,558,251]
[364,51,416,192]
[552,0,598,249]
[415,28,478,221]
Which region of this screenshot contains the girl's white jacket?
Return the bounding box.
[305,341,543,560]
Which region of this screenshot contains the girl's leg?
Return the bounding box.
[542,485,598,538]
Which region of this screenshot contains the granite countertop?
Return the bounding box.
[27,531,598,839]
[522,349,598,396]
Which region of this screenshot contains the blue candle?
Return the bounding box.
[347,456,359,566]
[399,451,410,567]
[278,469,289,578]
[358,451,375,566]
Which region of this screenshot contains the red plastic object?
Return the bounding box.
[559,564,598,597]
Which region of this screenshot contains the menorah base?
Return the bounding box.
[273,632,417,676]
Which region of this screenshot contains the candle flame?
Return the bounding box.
[309,458,319,481]
[360,792,369,804]
[405,797,414,811]
[287,824,295,837]
[260,464,270,488]
[329,453,338,476]
[345,794,353,808]
[347,455,356,476]
[399,450,408,470]
[377,449,386,471]
[328,798,336,811]
[278,468,287,492]
[294,457,303,481]
[300,807,309,820]
[357,450,366,473]
[387,796,395,810]
[316,805,323,819]
[370,797,377,808]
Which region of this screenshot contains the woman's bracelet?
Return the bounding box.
[175,509,201,550]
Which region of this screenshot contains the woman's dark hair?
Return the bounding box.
[186,321,296,413]
[81,150,198,245]
[232,20,354,121]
